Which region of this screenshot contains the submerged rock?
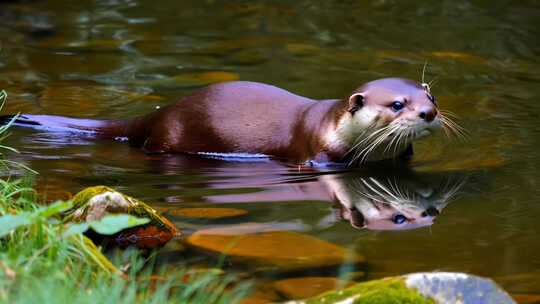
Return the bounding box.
[494,272,540,295]
[293,272,515,304]
[153,71,240,88]
[430,51,487,64]
[238,289,281,304]
[66,186,181,248]
[510,293,540,304]
[274,277,355,300]
[33,183,73,203]
[283,43,320,56]
[164,207,248,219]
[186,226,364,272]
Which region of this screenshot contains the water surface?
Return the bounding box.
[1,0,539,300]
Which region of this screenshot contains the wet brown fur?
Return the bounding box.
[11,79,439,163]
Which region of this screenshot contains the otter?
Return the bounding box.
[323,172,466,230]
[2,78,459,165]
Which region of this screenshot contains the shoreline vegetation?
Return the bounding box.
[0,90,251,304]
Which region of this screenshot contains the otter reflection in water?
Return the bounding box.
[184,157,467,231]
[323,171,466,230]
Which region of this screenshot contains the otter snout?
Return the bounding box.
[419,107,437,122]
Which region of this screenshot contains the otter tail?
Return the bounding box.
[0,114,131,139]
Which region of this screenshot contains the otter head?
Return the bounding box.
[323,172,465,231]
[335,78,442,163]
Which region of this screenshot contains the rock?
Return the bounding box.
[406,273,514,304]
[186,226,364,272]
[274,277,355,300]
[493,273,540,293]
[155,71,240,88]
[283,43,320,56]
[296,272,515,304]
[164,207,248,219]
[66,186,181,248]
[509,293,540,304]
[237,289,281,304]
[431,51,487,64]
[33,183,72,203]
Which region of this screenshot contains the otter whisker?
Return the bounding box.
[385,126,402,153]
[349,124,393,152]
[395,127,412,156]
[347,130,380,157]
[421,61,428,84]
[387,178,410,202]
[353,132,385,163]
[356,125,398,163]
[393,178,415,202]
[388,124,409,154]
[439,113,468,140]
[360,179,399,204]
[388,128,405,156]
[428,76,439,89]
[387,126,411,157]
[348,133,383,165]
[439,109,459,119]
[368,177,404,202]
[348,131,381,155]
[348,125,395,165]
[358,126,398,163]
[439,176,466,202]
[440,112,468,139]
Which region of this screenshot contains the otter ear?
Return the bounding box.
[348,93,364,114]
[421,83,431,94]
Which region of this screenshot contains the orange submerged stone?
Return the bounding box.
[187,228,364,271]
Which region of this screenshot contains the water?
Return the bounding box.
[1,0,539,300]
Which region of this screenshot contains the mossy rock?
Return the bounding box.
[296,272,515,304]
[66,186,181,248]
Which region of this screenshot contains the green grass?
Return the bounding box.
[0,91,252,304]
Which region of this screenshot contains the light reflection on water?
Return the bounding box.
[1,0,540,297]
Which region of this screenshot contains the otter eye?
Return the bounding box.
[391,213,407,224]
[429,95,437,106]
[390,101,404,112]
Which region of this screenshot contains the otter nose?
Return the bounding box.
[419,108,436,122]
[421,207,440,217]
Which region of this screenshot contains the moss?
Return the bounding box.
[69,185,111,219]
[68,186,174,232]
[305,277,435,304]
